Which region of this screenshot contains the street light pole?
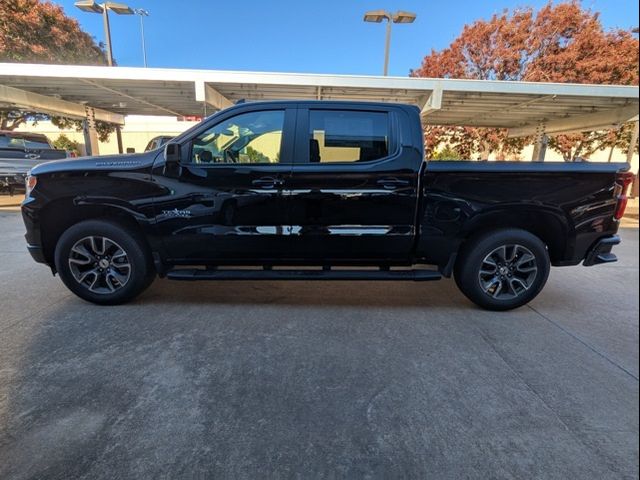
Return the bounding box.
[102,6,113,66]
[383,17,392,76]
[134,9,149,67]
[364,10,417,76]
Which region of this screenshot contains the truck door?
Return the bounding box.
[286,105,421,261]
[152,106,296,263]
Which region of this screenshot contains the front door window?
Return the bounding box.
[191,110,285,165]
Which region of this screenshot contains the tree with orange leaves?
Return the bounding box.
[411,1,639,161]
[0,0,106,65]
[0,0,115,140]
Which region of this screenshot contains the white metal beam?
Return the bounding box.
[1,63,637,99]
[81,79,182,116]
[0,84,124,124]
[1,63,638,131]
[458,95,556,125]
[420,84,442,116]
[508,104,640,137]
[194,81,233,110]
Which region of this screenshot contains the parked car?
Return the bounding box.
[144,135,174,152]
[1,131,67,195]
[22,101,633,310]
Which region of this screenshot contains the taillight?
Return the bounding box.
[25,174,37,197]
[613,172,635,220]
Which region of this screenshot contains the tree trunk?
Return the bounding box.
[0,114,25,131]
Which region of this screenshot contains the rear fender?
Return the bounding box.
[459,205,572,264]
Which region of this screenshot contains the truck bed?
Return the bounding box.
[419,161,629,270]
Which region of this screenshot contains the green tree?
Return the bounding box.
[0,0,115,141]
[244,146,270,163]
[431,145,463,161]
[52,133,81,155]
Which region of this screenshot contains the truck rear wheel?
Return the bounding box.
[54,219,155,305]
[454,229,550,311]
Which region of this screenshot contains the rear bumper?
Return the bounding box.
[583,235,620,266]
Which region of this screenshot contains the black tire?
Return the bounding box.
[54,219,155,305]
[454,229,550,311]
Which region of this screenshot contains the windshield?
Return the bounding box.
[144,136,173,152]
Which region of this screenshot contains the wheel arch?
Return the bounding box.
[458,207,571,264]
[39,197,154,268]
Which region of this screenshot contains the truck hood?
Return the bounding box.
[29,152,157,176]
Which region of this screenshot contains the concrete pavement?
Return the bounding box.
[0,211,637,479]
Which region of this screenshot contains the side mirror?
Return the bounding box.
[164,142,182,164]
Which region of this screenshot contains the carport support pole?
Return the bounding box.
[116,126,124,154]
[532,125,548,162]
[628,120,639,199]
[627,120,639,164]
[83,106,100,156]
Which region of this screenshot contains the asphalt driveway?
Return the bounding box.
[0,210,638,479]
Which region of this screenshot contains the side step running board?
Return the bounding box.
[166,268,442,282]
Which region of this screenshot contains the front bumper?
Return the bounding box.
[27,243,47,264]
[583,235,620,266]
[22,196,49,265]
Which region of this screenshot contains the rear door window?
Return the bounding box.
[308,110,390,163]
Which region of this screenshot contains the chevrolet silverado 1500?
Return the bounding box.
[22,101,634,310]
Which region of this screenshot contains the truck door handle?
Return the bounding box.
[193,194,216,206]
[251,177,283,189]
[377,178,409,189]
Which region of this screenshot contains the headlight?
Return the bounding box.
[25,174,37,197]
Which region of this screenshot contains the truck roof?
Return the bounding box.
[225,99,420,112]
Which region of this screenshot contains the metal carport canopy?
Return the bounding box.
[0,62,638,137]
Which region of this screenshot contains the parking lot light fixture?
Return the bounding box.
[393,11,417,24]
[74,1,135,67]
[106,2,134,14]
[363,9,417,76]
[74,0,103,12]
[363,9,389,23]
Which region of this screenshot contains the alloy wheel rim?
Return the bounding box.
[68,236,131,294]
[478,244,538,300]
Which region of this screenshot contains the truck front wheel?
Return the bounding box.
[54,219,155,305]
[454,229,550,311]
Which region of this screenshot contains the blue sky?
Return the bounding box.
[54,0,639,76]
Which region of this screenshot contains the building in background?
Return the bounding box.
[15,116,199,155]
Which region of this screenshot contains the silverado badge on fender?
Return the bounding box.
[161,208,192,218]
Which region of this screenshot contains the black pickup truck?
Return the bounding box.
[22,101,634,310]
[1,131,67,195]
